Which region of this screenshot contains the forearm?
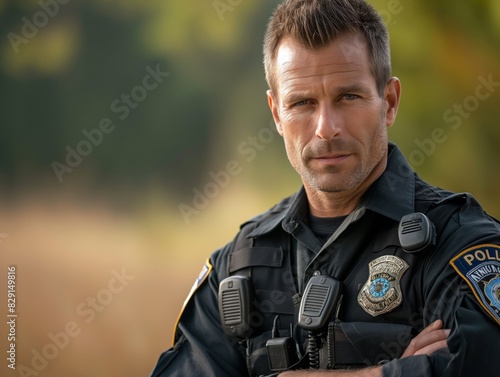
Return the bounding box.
[279,366,382,377]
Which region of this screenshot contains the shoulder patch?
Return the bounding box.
[450,244,500,325]
[172,259,213,345]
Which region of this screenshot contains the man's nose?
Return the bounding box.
[315,105,341,140]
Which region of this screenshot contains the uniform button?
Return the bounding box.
[313,270,321,276]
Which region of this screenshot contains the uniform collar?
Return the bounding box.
[364,142,415,222]
[247,142,415,238]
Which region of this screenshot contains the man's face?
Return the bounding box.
[267,33,400,198]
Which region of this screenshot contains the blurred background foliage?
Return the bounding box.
[0,1,499,376]
[0,0,499,208]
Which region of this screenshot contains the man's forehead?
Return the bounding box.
[275,33,369,73]
[272,34,372,96]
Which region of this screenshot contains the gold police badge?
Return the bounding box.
[358,255,409,317]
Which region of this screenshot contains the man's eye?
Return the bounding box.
[293,100,310,107]
[343,94,359,100]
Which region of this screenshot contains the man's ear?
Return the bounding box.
[384,77,401,128]
[267,90,283,136]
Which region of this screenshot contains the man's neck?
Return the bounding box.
[304,158,387,218]
[305,187,367,217]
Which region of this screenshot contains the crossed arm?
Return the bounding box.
[279,320,450,377]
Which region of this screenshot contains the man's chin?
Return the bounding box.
[304,179,349,194]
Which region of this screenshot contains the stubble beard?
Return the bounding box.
[291,116,388,194]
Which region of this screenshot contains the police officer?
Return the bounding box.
[150,0,500,376]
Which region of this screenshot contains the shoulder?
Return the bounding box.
[414,174,500,270]
[414,175,499,233]
[240,193,295,231]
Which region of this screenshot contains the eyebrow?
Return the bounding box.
[283,91,313,104]
[334,83,370,94]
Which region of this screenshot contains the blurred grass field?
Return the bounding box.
[0,182,296,377]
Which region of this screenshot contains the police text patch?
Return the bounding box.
[450,244,500,325]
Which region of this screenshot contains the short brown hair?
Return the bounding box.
[263,0,391,96]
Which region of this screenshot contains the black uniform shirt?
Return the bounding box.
[150,143,500,377]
